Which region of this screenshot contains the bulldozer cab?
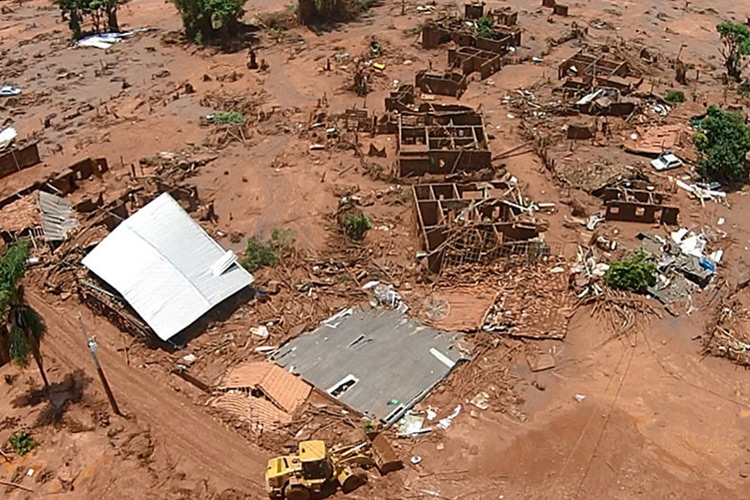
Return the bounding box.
[298,440,333,483]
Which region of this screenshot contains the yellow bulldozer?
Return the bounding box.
[265,437,401,500]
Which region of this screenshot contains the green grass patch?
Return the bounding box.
[214,111,245,124]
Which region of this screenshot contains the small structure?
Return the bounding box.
[600,181,679,225]
[422,17,521,54]
[559,49,643,93]
[0,143,40,180]
[274,308,469,427]
[82,193,254,341]
[553,4,568,16]
[415,70,468,98]
[413,181,547,272]
[396,109,491,177]
[213,361,312,429]
[385,85,415,112]
[449,47,503,79]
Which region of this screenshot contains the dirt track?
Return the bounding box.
[26,291,267,495]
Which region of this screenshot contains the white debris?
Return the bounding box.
[75,29,149,50]
[437,404,461,430]
[250,325,270,339]
[0,126,17,150]
[410,455,423,464]
[575,394,586,402]
[361,280,380,290]
[675,179,726,201]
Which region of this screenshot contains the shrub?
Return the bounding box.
[475,16,495,39]
[343,213,371,240]
[664,90,686,103]
[240,229,294,272]
[214,111,245,124]
[8,431,37,456]
[693,105,750,184]
[604,252,657,294]
[173,0,248,44]
[717,22,750,81]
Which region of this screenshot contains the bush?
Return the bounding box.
[604,252,657,294]
[173,0,248,44]
[240,229,293,272]
[664,90,686,103]
[693,105,750,184]
[8,431,37,456]
[475,16,495,39]
[343,213,371,240]
[214,111,245,124]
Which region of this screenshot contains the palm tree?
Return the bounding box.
[0,240,49,388]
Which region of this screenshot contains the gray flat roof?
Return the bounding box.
[274,307,469,426]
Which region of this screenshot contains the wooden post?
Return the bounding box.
[77,312,122,416]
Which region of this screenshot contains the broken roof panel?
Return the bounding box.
[38,191,78,241]
[220,361,311,414]
[81,193,254,341]
[274,307,469,427]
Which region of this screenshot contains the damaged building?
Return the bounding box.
[395,108,491,177]
[413,181,547,272]
[598,180,679,225]
[81,192,254,343]
[558,49,643,94]
[274,307,469,427]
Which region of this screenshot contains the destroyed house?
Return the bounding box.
[599,181,679,225]
[421,18,520,54]
[396,110,491,177]
[415,70,468,98]
[81,193,254,342]
[449,47,503,80]
[274,307,469,427]
[413,182,545,272]
[558,49,643,93]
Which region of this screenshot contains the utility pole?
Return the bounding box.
[77,312,121,416]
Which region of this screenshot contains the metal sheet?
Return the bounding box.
[274,308,469,426]
[38,191,78,241]
[81,193,254,340]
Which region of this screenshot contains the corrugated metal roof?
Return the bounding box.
[81,193,254,341]
[38,191,78,241]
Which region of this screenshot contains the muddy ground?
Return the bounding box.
[2,0,750,498]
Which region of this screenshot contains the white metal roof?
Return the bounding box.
[82,193,253,340]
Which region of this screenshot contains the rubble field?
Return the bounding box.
[2,0,750,499]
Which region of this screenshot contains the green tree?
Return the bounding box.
[717,22,750,81]
[0,241,49,388]
[693,105,750,183]
[604,252,657,294]
[56,0,127,38]
[173,0,247,44]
